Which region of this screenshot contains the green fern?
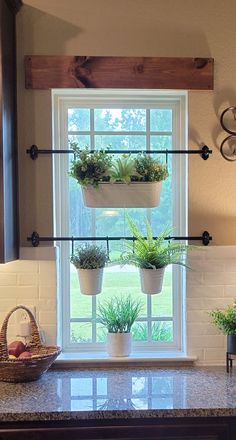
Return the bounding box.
[122,216,189,269]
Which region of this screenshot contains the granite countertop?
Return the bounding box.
[0,366,236,422]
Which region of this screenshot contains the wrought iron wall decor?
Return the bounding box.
[220,107,236,161]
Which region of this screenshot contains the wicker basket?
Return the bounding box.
[0,305,61,383]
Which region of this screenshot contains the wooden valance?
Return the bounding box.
[25,56,214,91]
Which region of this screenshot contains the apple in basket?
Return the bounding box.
[18,351,32,359]
[8,341,26,358]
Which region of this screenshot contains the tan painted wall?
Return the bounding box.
[17,0,236,245]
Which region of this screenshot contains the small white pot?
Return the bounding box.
[139,267,165,295]
[107,332,132,357]
[82,181,162,208]
[77,268,104,295]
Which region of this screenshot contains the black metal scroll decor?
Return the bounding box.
[220,107,236,161]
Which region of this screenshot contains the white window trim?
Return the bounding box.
[52,89,188,355]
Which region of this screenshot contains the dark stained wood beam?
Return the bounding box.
[25,56,214,90]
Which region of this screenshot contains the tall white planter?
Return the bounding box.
[77,268,104,295]
[139,267,165,295]
[82,181,162,208]
[107,332,132,357]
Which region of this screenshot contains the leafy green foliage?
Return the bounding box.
[69,143,169,187]
[134,154,168,182]
[69,146,112,188]
[97,296,143,333]
[71,244,107,269]
[209,301,236,335]
[132,322,173,342]
[122,216,188,269]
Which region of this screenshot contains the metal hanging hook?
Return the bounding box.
[106,236,110,261]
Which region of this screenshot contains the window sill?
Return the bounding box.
[54,351,197,368]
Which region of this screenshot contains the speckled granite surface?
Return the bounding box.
[0,367,236,422]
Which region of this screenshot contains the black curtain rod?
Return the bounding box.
[27,145,212,160]
[28,231,212,247]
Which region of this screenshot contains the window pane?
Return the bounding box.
[97,267,147,316]
[68,135,90,149]
[68,108,90,131]
[69,185,93,237]
[95,135,146,150]
[150,135,172,149]
[71,322,92,343]
[70,269,93,318]
[152,269,173,317]
[151,321,173,342]
[96,324,107,343]
[94,109,146,131]
[132,322,148,341]
[150,109,172,131]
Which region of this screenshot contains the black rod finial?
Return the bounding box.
[202,231,210,246]
[201,145,210,160]
[28,145,38,160]
[31,231,40,247]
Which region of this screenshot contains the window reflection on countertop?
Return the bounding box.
[0,367,236,421]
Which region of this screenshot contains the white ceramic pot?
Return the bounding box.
[77,268,104,295]
[107,332,132,357]
[82,181,162,208]
[139,267,165,295]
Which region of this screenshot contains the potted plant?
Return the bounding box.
[122,217,188,295]
[71,244,107,295]
[209,300,236,355]
[97,296,143,357]
[69,146,168,208]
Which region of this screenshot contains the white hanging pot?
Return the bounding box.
[107,332,132,357]
[139,267,165,295]
[82,181,162,208]
[77,268,104,295]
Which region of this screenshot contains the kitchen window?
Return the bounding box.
[52,89,187,354]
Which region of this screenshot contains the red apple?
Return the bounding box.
[18,351,32,359]
[8,341,26,357]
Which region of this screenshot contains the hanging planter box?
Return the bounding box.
[81,181,162,208]
[107,332,132,357]
[77,268,104,295]
[139,267,165,295]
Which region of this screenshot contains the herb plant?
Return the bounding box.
[69,144,169,187]
[134,154,168,182]
[71,244,107,269]
[97,296,143,333]
[122,216,188,269]
[69,147,112,188]
[209,301,236,335]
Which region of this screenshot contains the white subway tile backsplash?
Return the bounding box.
[0,274,17,285]
[17,273,38,286]
[224,285,236,298]
[187,285,224,298]
[188,335,224,349]
[204,348,226,361]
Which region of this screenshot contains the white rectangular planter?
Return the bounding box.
[82,181,162,208]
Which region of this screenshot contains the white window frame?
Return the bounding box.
[52,89,188,354]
